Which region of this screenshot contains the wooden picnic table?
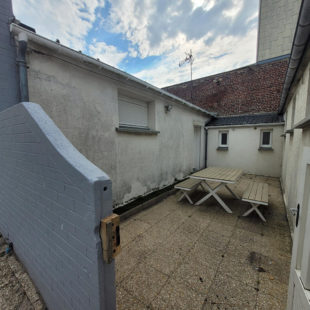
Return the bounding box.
[190,167,243,213]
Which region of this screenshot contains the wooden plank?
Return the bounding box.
[175,178,201,190]
[242,181,269,204]
[261,183,269,203]
[255,183,263,202]
[228,168,236,178]
[226,168,236,180]
[249,182,259,200]
[242,182,254,200]
[220,168,230,180]
[232,169,243,181]
[100,214,121,264]
[191,167,243,182]
[215,167,225,179]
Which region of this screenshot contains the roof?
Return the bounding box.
[163,58,289,116]
[279,0,310,113]
[206,112,284,127]
[10,23,215,117]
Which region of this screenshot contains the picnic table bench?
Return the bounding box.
[242,181,269,222]
[190,167,243,213]
[174,178,203,204]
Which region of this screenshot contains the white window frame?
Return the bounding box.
[218,131,229,147]
[260,129,272,148]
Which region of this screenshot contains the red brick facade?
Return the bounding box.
[163,58,288,116]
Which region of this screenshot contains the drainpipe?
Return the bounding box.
[17,32,29,102]
[204,127,208,168]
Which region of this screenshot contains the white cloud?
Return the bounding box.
[12,0,105,50]
[107,0,258,58]
[88,41,127,67]
[223,0,243,18]
[191,0,216,11]
[105,0,258,86]
[12,0,259,86]
[134,28,258,87]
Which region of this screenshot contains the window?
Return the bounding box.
[260,130,272,148]
[118,95,149,129]
[218,131,229,147]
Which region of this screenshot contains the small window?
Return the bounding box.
[219,131,229,147]
[260,130,272,148]
[118,95,149,129]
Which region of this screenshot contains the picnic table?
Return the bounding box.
[190,167,243,213]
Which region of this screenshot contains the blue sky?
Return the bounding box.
[12,0,259,87]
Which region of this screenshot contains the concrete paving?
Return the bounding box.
[116,174,292,310]
[0,235,45,310]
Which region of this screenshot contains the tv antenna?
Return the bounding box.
[179,49,194,81]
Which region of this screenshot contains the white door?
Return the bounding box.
[287,147,310,310]
[194,126,201,171]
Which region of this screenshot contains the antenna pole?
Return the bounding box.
[179,50,194,101]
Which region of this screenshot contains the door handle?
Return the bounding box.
[290,204,300,228]
[296,204,300,227]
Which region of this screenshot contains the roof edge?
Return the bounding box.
[279,0,310,114]
[215,112,280,118]
[163,57,289,90]
[10,23,216,117]
[206,122,285,129]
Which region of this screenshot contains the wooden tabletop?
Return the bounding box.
[242,182,269,205]
[190,167,243,183]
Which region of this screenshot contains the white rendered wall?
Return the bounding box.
[207,124,284,177]
[26,47,209,206]
[281,62,310,230]
[257,0,301,61]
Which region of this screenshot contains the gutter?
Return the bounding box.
[278,0,310,114]
[205,122,285,129]
[10,23,216,117]
[204,118,214,168]
[16,32,29,102]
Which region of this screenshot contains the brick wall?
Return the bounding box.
[163,58,288,116]
[0,102,115,310]
[0,0,19,111]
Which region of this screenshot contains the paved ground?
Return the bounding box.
[116,174,292,310]
[0,235,45,310]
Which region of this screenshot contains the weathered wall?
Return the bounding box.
[207,124,284,177]
[0,102,115,310]
[257,0,301,62]
[281,61,310,230]
[26,47,209,206]
[0,0,19,111]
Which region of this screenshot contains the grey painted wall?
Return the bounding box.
[0,0,19,110]
[0,102,115,310]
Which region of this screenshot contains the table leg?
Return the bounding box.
[178,190,194,204]
[243,203,266,222]
[224,184,240,199]
[195,182,233,213]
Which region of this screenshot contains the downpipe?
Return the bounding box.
[17,32,29,102]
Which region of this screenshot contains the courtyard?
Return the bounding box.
[116,174,292,310]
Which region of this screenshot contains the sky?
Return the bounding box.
[12,0,259,88]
